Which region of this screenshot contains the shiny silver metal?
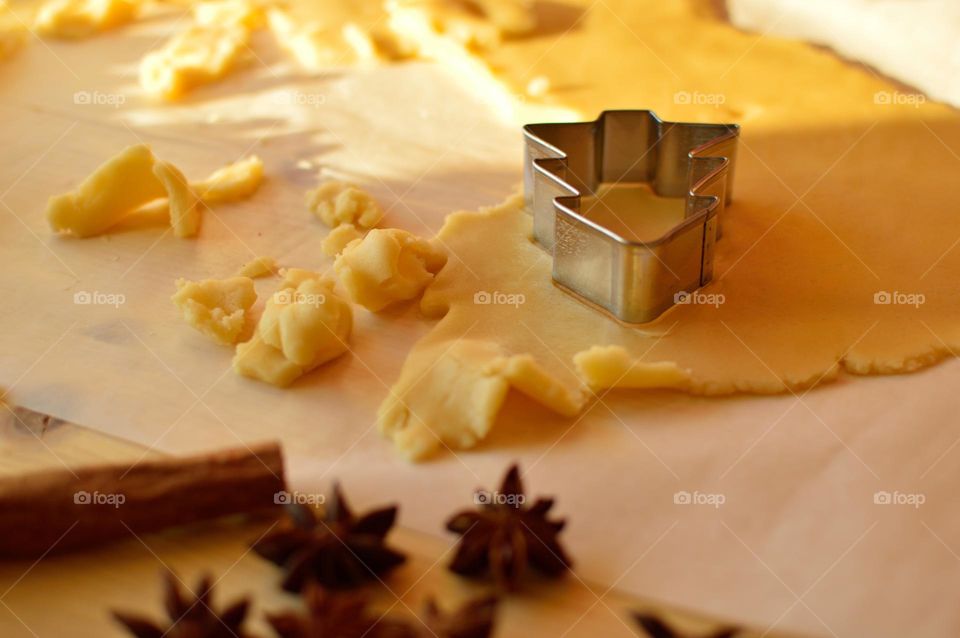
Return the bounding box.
[523,110,740,323]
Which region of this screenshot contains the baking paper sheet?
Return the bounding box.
[1,9,959,638]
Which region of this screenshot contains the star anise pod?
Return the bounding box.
[419,595,498,638]
[252,483,406,592]
[445,464,571,589]
[112,570,256,638]
[633,612,739,638]
[266,582,413,638]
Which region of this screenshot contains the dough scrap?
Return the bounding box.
[378,337,586,460]
[321,223,363,258]
[388,0,535,50]
[236,256,277,278]
[192,0,265,30]
[267,1,409,71]
[192,155,264,204]
[48,149,265,237]
[153,160,201,238]
[233,335,303,387]
[306,181,384,229]
[377,339,512,461]
[171,276,257,346]
[233,269,353,386]
[46,144,166,238]
[573,346,691,391]
[34,0,137,39]
[334,228,446,312]
[140,24,250,100]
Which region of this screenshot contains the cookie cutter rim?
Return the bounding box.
[523,109,740,324]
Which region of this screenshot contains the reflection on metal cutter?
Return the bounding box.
[523,110,740,323]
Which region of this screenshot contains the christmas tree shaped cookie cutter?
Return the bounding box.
[523,110,740,323]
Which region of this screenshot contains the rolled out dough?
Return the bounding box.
[377,0,960,458]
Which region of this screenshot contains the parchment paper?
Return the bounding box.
[1,8,958,638]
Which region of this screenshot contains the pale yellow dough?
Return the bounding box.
[233,269,353,387]
[49,150,264,237]
[387,0,535,50]
[140,24,249,100]
[171,277,257,346]
[573,346,692,391]
[34,0,136,39]
[266,0,409,71]
[370,0,960,459]
[321,223,363,258]
[378,340,513,461]
[306,181,384,229]
[236,256,277,279]
[153,160,201,238]
[192,155,264,204]
[46,144,166,238]
[192,0,264,30]
[378,338,582,461]
[334,228,446,312]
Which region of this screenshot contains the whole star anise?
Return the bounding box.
[633,613,739,638]
[252,483,406,592]
[445,464,571,589]
[266,583,412,638]
[112,570,256,638]
[420,595,498,638]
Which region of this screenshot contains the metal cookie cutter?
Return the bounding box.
[523,110,740,323]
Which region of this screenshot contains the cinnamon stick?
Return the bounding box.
[0,442,285,559]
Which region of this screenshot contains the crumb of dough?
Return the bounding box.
[573,345,691,391]
[259,272,351,366]
[192,155,264,204]
[172,276,257,346]
[387,0,536,51]
[236,256,278,278]
[192,0,265,30]
[378,340,511,460]
[306,181,384,229]
[233,269,353,386]
[233,334,304,387]
[266,2,410,71]
[140,24,250,100]
[34,0,137,39]
[321,223,363,257]
[334,228,446,311]
[153,160,202,238]
[46,144,166,238]
[496,353,584,416]
[377,338,584,460]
